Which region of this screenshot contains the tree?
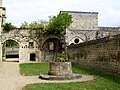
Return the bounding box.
[2,22,16,32]
[20,20,48,29]
[20,20,48,36]
[28,20,49,38]
[46,13,72,35]
[45,13,72,62]
[20,12,72,37]
[20,21,29,28]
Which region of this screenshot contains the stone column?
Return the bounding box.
[0,42,2,62]
[19,42,29,63]
[19,46,27,63]
[0,15,2,62]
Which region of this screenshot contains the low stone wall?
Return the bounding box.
[48,62,72,76]
[68,34,120,75]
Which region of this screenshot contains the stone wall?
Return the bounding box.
[61,11,120,46]
[99,27,120,31]
[68,34,120,75]
[61,11,98,30]
[1,29,41,63]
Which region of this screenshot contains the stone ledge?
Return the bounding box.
[39,74,81,80]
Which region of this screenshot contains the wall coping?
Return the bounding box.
[60,11,98,14]
[68,34,120,48]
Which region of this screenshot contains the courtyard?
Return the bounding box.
[0,62,119,90]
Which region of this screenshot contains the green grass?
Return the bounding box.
[21,63,120,90]
[19,63,49,76]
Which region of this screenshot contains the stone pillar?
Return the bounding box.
[0,15,2,62]
[35,49,41,62]
[0,42,2,62]
[19,46,23,62]
[0,0,5,62]
[19,43,29,63]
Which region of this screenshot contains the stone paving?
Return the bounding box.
[0,62,95,90]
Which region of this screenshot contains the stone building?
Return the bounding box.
[0,0,120,63]
[1,29,40,63]
[0,0,64,63]
[62,11,120,45]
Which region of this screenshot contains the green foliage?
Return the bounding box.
[56,51,66,62]
[46,13,72,35]
[22,63,120,90]
[20,21,29,28]
[20,20,48,40]
[5,40,18,47]
[20,13,72,38]
[20,20,48,29]
[3,22,16,32]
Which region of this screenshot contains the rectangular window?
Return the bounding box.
[49,42,54,50]
[29,42,34,48]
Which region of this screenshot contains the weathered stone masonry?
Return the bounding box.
[68,34,120,75]
[0,0,120,64]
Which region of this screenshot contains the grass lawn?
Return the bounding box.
[20,63,120,90]
[19,63,49,76]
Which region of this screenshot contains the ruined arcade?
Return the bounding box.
[0,0,120,64]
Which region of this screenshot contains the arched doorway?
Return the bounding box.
[42,38,63,62]
[2,39,19,62]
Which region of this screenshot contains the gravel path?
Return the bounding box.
[0,62,95,90]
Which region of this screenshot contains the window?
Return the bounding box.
[30,53,36,61]
[49,42,54,50]
[74,38,79,44]
[29,42,34,48]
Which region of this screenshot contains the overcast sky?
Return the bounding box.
[3,0,120,27]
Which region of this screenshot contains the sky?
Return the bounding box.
[3,0,120,27]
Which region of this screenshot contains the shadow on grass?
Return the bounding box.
[72,64,120,84]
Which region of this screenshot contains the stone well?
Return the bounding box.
[48,62,72,76]
[39,62,81,80]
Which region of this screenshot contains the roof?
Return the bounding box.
[60,11,98,14]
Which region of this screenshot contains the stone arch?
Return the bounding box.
[2,38,20,46]
[41,37,63,62]
[41,36,62,50]
[2,39,20,62]
[0,30,41,63]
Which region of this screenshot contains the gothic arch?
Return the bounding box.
[69,36,84,45]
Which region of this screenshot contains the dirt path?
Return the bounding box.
[0,62,94,90]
